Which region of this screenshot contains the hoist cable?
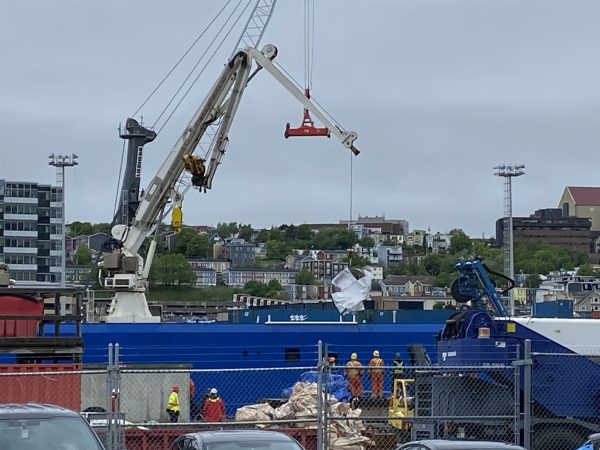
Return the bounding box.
[309,0,315,90]
[273,59,346,131]
[155,0,254,136]
[131,0,236,119]
[153,0,250,133]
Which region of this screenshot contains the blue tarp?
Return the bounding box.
[282,371,351,402]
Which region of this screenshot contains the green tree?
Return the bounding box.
[216,222,239,238]
[266,240,291,260]
[256,229,271,243]
[577,264,595,276]
[358,237,375,248]
[238,224,253,242]
[92,223,112,235]
[296,269,316,285]
[242,280,284,299]
[74,244,92,265]
[267,279,283,294]
[344,253,371,268]
[433,301,446,310]
[185,234,211,258]
[434,271,456,288]
[67,221,94,237]
[524,272,542,288]
[150,254,196,286]
[449,229,473,255]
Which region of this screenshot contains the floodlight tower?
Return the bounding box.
[49,154,79,287]
[494,163,525,316]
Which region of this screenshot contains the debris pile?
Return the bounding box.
[235,382,372,450]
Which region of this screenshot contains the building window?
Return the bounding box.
[562,202,569,217]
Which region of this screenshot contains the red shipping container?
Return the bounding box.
[0,364,82,411]
[0,294,44,337]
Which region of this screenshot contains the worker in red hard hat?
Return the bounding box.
[166,384,180,423]
[203,388,226,422]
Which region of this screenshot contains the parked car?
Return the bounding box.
[575,433,600,450]
[0,402,105,450]
[397,440,526,450]
[171,430,305,450]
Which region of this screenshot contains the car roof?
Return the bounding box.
[400,440,526,450]
[0,403,81,420]
[187,430,297,444]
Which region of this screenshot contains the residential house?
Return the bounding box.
[222,238,255,267]
[301,251,348,282]
[72,232,110,260]
[574,290,600,317]
[223,268,298,287]
[284,284,332,301]
[285,254,305,271]
[377,246,403,268]
[379,275,435,297]
[193,267,217,287]
[425,233,451,253]
[187,258,230,273]
[406,230,426,247]
[363,265,383,281]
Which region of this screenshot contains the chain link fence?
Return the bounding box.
[3,340,600,450]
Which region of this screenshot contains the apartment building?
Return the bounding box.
[223,268,298,287]
[0,180,64,283]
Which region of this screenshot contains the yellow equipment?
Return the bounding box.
[182,154,206,188]
[171,206,183,233]
[388,378,415,430]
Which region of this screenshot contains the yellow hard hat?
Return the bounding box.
[373,350,380,357]
[351,353,357,360]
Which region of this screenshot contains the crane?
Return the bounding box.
[111,0,278,229]
[99,44,360,322]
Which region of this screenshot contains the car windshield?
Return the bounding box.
[205,442,303,450]
[0,416,103,450]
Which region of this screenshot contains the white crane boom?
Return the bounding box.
[99,44,359,322]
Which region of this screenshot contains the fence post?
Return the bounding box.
[512,344,521,446]
[106,343,123,450]
[317,340,324,450]
[523,339,532,450]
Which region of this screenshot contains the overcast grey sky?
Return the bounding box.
[2,0,600,238]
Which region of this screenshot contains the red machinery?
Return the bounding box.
[284,89,330,138]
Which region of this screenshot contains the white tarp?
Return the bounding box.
[331,269,372,314]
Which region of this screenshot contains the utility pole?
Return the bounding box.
[49,154,79,287]
[493,164,525,316]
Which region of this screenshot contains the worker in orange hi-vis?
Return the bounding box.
[368,350,385,399]
[344,353,363,400]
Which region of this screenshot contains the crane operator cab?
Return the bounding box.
[182,154,207,188]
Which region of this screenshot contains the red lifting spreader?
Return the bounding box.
[284,89,330,139]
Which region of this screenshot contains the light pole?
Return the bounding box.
[494,163,525,316]
[48,154,79,287]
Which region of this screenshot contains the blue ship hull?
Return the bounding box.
[36,311,451,414]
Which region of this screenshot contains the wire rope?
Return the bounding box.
[309,0,315,90]
[131,0,236,118]
[155,0,254,136]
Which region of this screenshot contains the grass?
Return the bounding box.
[147,286,241,302]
